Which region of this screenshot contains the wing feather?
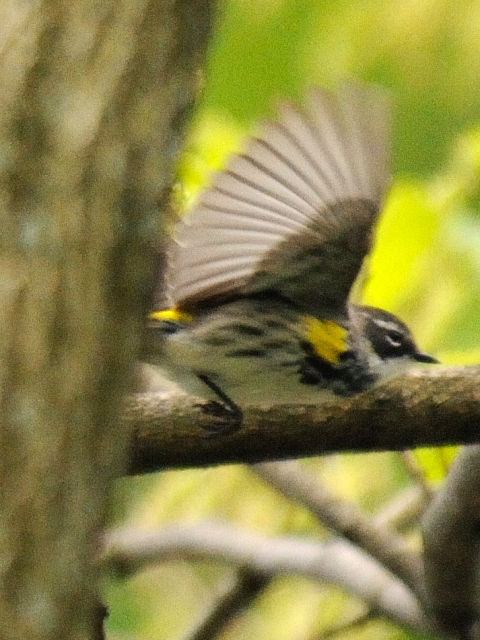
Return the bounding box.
[167,82,391,314]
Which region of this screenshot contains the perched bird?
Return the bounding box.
[145,82,438,432]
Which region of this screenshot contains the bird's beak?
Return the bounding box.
[414,351,440,364]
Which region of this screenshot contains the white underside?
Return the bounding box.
[157,330,415,406]
[155,358,336,405]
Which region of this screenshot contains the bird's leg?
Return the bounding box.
[196,373,243,435]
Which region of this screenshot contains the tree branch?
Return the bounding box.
[423,445,480,638]
[374,485,427,532]
[252,461,424,598]
[106,522,435,636]
[177,569,270,640]
[127,366,480,474]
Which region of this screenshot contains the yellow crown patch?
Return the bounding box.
[302,316,348,364]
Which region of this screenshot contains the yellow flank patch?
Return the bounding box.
[149,308,194,323]
[302,316,348,364]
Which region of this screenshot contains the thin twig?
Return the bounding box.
[374,485,427,532]
[400,451,435,500]
[106,522,436,636]
[178,569,269,640]
[252,461,424,598]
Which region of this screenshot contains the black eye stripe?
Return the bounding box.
[388,329,402,338]
[385,330,404,346]
[386,336,402,348]
[364,318,413,359]
[353,306,435,362]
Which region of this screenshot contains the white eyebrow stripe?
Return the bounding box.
[372,318,402,331]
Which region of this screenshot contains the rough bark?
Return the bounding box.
[0,1,214,638]
[127,365,480,473]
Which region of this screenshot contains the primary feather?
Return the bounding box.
[167,82,391,320]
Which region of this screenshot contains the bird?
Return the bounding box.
[144,82,438,433]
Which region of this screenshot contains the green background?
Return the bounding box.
[107,1,480,638]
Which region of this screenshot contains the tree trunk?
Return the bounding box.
[0,1,215,638]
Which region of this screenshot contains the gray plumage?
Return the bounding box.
[145,83,437,419]
[166,82,391,319]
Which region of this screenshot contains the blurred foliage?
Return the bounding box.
[107,1,480,638]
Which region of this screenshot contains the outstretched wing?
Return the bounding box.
[167,82,390,320]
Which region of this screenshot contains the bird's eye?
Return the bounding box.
[385,330,403,348]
